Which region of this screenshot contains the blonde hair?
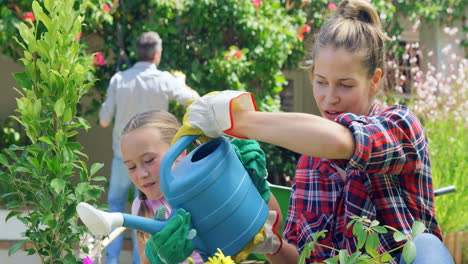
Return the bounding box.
[121,110,181,251]
[307,0,390,78]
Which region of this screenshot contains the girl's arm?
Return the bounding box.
[138,240,151,264]
[232,110,355,159]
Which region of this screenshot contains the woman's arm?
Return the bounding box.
[267,193,283,233]
[267,240,300,264]
[232,110,355,159]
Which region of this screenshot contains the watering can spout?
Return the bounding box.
[76,202,123,236]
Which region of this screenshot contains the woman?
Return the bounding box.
[160,1,454,263]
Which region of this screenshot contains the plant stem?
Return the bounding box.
[313,242,340,253]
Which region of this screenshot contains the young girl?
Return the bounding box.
[155,1,454,263]
[120,110,282,264]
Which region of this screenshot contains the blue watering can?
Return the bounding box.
[77,135,268,259]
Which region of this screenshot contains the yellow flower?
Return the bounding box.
[205,248,235,264]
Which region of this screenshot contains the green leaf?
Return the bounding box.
[366,248,379,258]
[393,230,408,242]
[54,98,65,117]
[32,1,52,31]
[13,72,33,90]
[347,252,362,264]
[6,200,22,210]
[17,23,32,45]
[324,257,338,264]
[352,221,364,237]
[338,249,349,264]
[6,211,23,222]
[411,221,426,239]
[356,228,367,249]
[8,240,26,256]
[63,107,73,123]
[90,163,104,177]
[76,117,91,130]
[33,99,42,117]
[40,198,52,210]
[402,241,417,264]
[76,182,90,195]
[370,220,380,227]
[365,232,379,253]
[38,136,54,145]
[0,154,9,166]
[43,0,53,12]
[373,226,388,234]
[380,252,394,263]
[51,178,66,193]
[92,176,107,182]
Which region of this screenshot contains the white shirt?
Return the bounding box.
[99,62,199,157]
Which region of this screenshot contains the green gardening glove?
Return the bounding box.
[145,208,196,264]
[231,138,271,203]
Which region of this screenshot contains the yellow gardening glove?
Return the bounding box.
[172,98,211,145]
[172,91,257,145]
[233,211,282,262]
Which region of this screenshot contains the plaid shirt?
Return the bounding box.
[283,105,442,264]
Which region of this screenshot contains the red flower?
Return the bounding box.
[93,52,105,66]
[75,32,83,42]
[103,3,111,12]
[298,33,304,41]
[234,50,243,59]
[252,0,262,7]
[300,24,311,34]
[298,24,311,41]
[328,3,337,11]
[20,12,35,22]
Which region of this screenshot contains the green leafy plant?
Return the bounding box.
[0,0,106,263]
[298,216,426,264]
[425,116,468,233]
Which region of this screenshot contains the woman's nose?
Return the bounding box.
[324,86,340,105]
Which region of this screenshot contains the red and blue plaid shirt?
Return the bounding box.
[283,105,442,263]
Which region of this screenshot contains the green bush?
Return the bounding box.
[425,116,468,233]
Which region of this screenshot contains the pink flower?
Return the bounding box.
[103,3,111,12]
[93,52,105,66]
[20,12,35,22]
[83,256,93,264]
[234,50,243,59]
[328,3,337,11]
[252,0,262,7]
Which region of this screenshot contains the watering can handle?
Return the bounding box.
[160,134,200,195]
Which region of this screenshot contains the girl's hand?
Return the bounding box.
[145,208,195,264]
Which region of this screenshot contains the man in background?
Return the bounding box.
[99,31,199,264]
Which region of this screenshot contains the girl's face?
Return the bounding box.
[121,127,171,200]
[312,45,381,120]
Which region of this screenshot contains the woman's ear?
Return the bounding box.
[370,68,382,96]
[175,149,187,163]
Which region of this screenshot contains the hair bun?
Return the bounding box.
[335,0,380,26]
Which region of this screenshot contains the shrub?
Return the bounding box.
[0,1,106,262]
